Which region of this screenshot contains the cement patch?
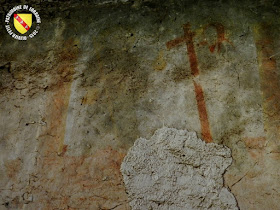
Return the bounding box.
[121,127,238,210]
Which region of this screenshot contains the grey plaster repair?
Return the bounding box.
[121,127,238,210]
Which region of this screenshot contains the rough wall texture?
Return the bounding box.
[121,127,238,210]
[0,0,280,209]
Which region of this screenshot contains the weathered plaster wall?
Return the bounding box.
[0,0,280,209]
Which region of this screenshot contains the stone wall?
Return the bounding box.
[1,0,280,209]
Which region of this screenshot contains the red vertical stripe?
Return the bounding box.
[193,81,212,143]
[166,23,213,143]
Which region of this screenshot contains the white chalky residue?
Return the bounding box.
[121,127,239,210]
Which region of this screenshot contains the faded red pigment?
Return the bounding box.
[166,23,213,143]
[203,23,234,53]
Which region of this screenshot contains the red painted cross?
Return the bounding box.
[14,14,30,31]
[203,23,234,53]
[166,23,213,143]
